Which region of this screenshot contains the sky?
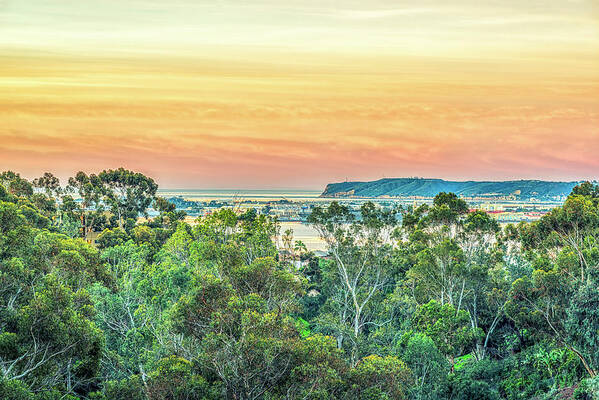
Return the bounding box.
[1,0,598,189]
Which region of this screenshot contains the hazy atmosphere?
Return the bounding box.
[2,0,598,187]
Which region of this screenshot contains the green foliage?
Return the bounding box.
[308,201,398,364]
[0,377,35,400]
[413,300,482,362]
[296,317,311,338]
[574,375,599,400]
[0,184,10,201]
[146,356,217,400]
[90,375,146,400]
[98,168,158,227]
[0,171,33,198]
[400,332,449,400]
[566,273,599,374]
[448,359,502,400]
[0,274,103,394]
[96,228,130,249]
[2,172,599,399]
[498,343,583,400]
[348,354,413,400]
[428,192,469,225]
[286,334,347,399]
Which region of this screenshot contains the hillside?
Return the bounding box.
[320,178,580,199]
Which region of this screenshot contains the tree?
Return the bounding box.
[447,359,501,400]
[154,197,176,214]
[285,334,348,399]
[171,266,304,400]
[532,194,599,283]
[66,171,105,239]
[0,184,10,202]
[294,240,308,260]
[570,181,599,200]
[308,202,397,364]
[457,211,506,360]
[170,215,304,400]
[151,197,185,230]
[347,354,412,400]
[433,192,469,214]
[96,228,130,250]
[413,300,481,366]
[1,275,103,395]
[565,272,599,377]
[98,168,158,229]
[193,208,278,269]
[91,238,193,385]
[32,173,61,198]
[0,171,20,187]
[507,187,599,378]
[507,266,596,378]
[146,356,217,400]
[0,171,33,198]
[400,333,448,400]
[427,192,469,228]
[400,197,506,361]
[281,228,294,262]
[408,238,466,308]
[228,257,304,312]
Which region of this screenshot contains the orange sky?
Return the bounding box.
[1,1,598,188]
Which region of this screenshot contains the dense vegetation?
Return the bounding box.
[1,169,599,399]
[321,178,579,199]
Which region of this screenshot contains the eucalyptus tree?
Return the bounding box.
[98,168,158,229]
[456,211,508,359]
[171,257,305,400]
[507,263,597,377]
[426,192,469,238]
[308,201,398,364]
[29,173,62,220]
[152,196,186,230]
[32,172,61,198]
[0,171,19,187]
[407,235,466,308]
[400,195,507,361]
[400,332,448,400]
[413,300,481,366]
[66,171,105,239]
[0,193,108,396]
[0,275,103,395]
[0,171,33,198]
[565,270,599,378]
[507,183,599,378]
[193,208,278,272]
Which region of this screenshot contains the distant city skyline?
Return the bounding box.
[1,0,598,188]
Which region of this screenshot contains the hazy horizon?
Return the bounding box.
[7,173,599,192]
[154,176,598,191]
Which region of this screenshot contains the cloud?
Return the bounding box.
[1,1,598,188]
[316,7,441,20]
[2,95,598,187]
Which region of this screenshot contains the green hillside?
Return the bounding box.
[321,178,580,199]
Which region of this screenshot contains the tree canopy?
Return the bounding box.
[1,172,599,400]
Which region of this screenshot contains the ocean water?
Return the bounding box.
[279,221,326,252]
